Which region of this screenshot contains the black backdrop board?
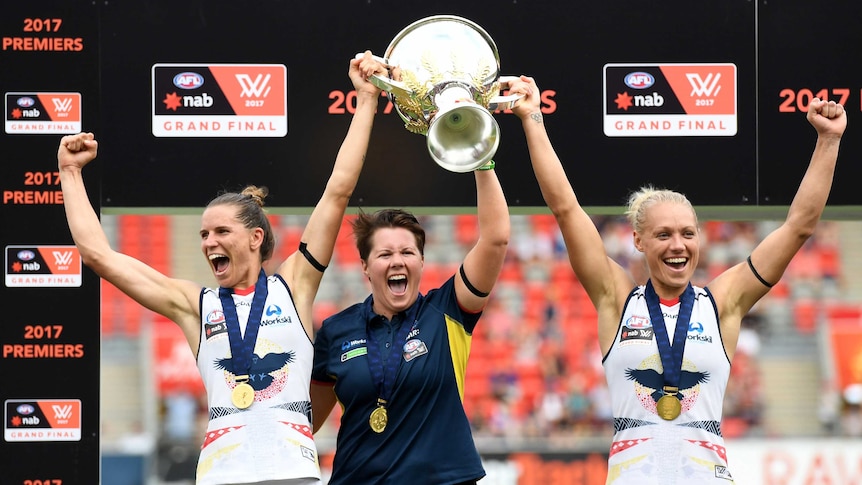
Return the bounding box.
[758,0,862,206]
[95,0,769,210]
[2,1,850,210]
[0,1,101,484]
[0,0,860,482]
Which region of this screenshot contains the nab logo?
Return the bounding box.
[686,72,722,97]
[624,72,655,89]
[236,73,272,98]
[53,250,74,268]
[173,72,205,89]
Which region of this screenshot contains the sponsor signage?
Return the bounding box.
[5,245,82,287]
[152,63,288,137]
[1,2,100,483]
[604,63,738,137]
[4,399,82,442]
[4,92,82,134]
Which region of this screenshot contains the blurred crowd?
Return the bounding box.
[100,214,861,458]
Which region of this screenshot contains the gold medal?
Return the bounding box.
[656,394,681,420]
[369,405,388,433]
[231,381,255,409]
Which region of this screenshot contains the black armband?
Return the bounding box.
[459,264,490,298]
[747,255,774,288]
[299,241,327,273]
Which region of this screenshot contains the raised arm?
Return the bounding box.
[456,164,510,312]
[59,133,202,347]
[509,76,634,352]
[710,98,846,347]
[277,52,382,334]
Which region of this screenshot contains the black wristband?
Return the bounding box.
[747,255,774,288]
[459,264,490,298]
[299,242,327,273]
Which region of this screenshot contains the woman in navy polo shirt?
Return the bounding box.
[311,157,510,483]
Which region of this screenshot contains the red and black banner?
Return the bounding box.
[0,1,100,483]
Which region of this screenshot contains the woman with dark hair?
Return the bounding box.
[58,52,385,485]
[310,160,510,483]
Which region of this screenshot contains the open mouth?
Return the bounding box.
[664,257,687,270]
[388,274,408,295]
[209,253,230,275]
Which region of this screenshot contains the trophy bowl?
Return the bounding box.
[366,15,520,172]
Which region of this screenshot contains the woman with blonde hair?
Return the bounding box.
[510,74,846,484]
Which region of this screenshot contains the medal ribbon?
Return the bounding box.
[219,269,269,380]
[644,280,695,399]
[365,295,422,404]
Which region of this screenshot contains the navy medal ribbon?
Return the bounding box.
[365,295,422,411]
[644,280,695,403]
[219,269,269,382]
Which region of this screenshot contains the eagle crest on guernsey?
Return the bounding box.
[215,350,295,391]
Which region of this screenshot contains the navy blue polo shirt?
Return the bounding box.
[312,276,485,484]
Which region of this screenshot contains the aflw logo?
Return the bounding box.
[52,97,74,113]
[52,404,74,421]
[236,73,272,98]
[53,250,74,268]
[686,73,722,97]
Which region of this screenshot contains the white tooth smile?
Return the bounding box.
[665,258,686,264]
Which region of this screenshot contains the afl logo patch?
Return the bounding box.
[403,339,428,362]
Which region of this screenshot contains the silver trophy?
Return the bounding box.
[362,15,521,172]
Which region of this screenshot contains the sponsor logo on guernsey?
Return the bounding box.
[621,315,653,343]
[205,322,227,338]
[715,465,733,480]
[204,310,227,339]
[687,320,713,343]
[402,339,428,362]
[341,339,366,351]
[340,347,367,362]
[260,304,291,326]
[265,304,281,316]
[300,445,316,462]
[206,309,225,325]
[340,338,368,362]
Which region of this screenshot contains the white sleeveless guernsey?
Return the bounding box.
[195,274,319,485]
[602,285,735,484]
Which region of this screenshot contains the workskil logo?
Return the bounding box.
[152,63,287,137]
[4,399,82,442]
[5,92,82,134]
[603,63,737,137]
[5,245,82,287]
